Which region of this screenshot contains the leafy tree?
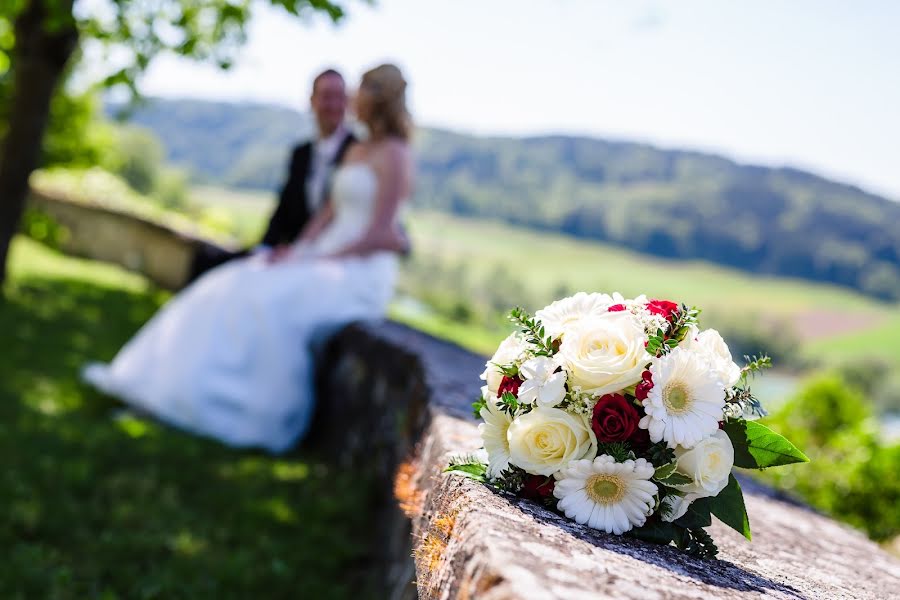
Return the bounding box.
[108,125,164,195]
[43,88,116,168]
[0,0,353,286]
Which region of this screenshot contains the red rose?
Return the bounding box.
[635,370,654,401]
[646,299,679,321]
[521,475,555,500]
[498,375,522,398]
[608,304,627,312]
[629,424,652,449]
[591,394,641,443]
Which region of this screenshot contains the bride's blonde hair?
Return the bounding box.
[360,63,412,141]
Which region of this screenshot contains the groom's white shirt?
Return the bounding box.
[306,123,349,213]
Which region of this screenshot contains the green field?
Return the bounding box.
[1,237,374,598]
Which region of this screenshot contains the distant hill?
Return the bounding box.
[117,98,900,300]
[110,99,314,190]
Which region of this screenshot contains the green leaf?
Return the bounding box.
[674,497,712,529]
[710,474,751,540]
[472,395,487,420]
[500,391,518,411]
[444,462,487,481]
[653,462,677,480]
[724,420,810,468]
[658,472,694,486]
[628,520,684,546]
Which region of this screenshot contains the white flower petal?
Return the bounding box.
[641,347,726,449]
[553,455,658,535]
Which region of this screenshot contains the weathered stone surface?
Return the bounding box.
[28,189,230,289]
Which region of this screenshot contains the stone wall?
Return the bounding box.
[316,321,900,600]
[27,189,229,289]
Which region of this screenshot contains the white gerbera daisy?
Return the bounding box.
[553,455,658,535]
[535,292,617,338]
[639,347,726,449]
[478,387,513,478]
[517,356,567,407]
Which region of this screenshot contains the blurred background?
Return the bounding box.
[2,0,898,597]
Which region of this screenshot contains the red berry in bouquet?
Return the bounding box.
[635,370,654,401]
[498,375,522,397]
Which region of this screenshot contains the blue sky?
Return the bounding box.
[139,0,900,200]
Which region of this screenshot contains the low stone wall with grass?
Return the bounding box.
[316,321,900,600]
[27,188,232,289]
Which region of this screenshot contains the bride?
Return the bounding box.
[83,64,413,453]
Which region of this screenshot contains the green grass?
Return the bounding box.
[1,237,375,599]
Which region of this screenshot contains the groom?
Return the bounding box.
[187,68,357,281]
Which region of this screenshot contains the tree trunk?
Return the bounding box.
[0,0,77,286]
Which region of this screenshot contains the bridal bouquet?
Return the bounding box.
[447,293,807,557]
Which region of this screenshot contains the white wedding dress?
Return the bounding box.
[83,163,399,452]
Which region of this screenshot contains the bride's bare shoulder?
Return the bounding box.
[371,137,412,170]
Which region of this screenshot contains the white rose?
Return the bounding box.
[481,333,528,395]
[684,328,741,388]
[507,407,597,476]
[558,312,650,395]
[662,430,734,521]
[517,356,567,407]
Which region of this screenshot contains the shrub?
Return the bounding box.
[758,374,899,541]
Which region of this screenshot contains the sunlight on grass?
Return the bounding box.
[114,414,155,439]
[271,461,310,482]
[255,497,299,524]
[21,377,82,416]
[8,236,151,294]
[167,530,209,557]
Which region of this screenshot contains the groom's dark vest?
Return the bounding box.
[261,132,357,247]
